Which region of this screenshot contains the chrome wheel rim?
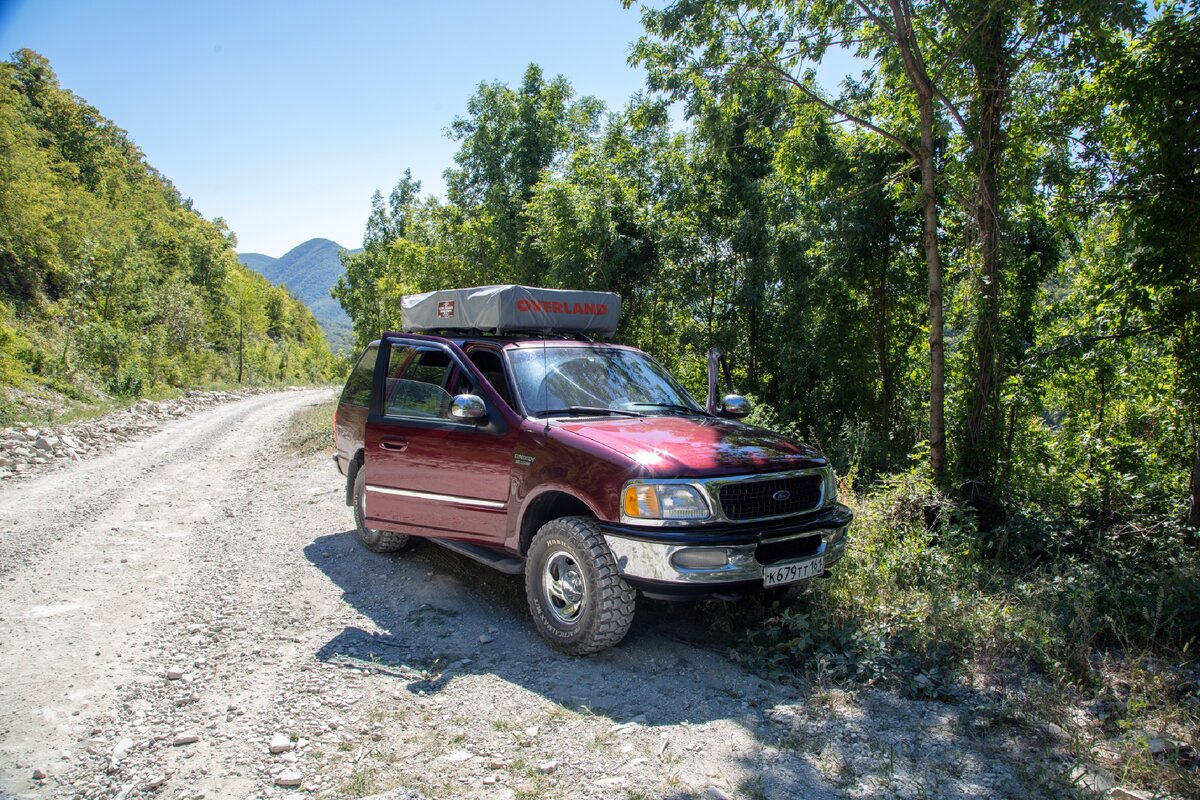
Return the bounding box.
[542,550,586,625]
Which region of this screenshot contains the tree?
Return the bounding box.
[630,0,1140,505]
[1090,4,1200,529]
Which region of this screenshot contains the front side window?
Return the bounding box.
[384,344,454,418]
[508,346,702,417]
[341,344,378,407]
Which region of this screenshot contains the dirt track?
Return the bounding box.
[0,390,1048,800]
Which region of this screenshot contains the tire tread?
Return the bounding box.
[527,516,636,655]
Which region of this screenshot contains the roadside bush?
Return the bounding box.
[729,468,1200,693]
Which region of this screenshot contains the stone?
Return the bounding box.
[1107,790,1151,800]
[269,733,293,754]
[479,633,495,644]
[1070,763,1115,792]
[445,750,474,763]
[144,774,169,790]
[172,732,199,746]
[166,667,185,680]
[1145,736,1185,757]
[111,738,134,764]
[33,436,58,452]
[536,760,557,773]
[703,789,734,800]
[274,770,303,787]
[32,768,47,780]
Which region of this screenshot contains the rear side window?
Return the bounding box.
[341,345,378,407]
[384,343,454,418]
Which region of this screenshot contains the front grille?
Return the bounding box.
[755,534,822,565]
[718,474,823,520]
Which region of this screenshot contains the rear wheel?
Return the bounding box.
[525,516,636,655]
[352,467,411,553]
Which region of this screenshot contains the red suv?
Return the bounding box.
[333,287,851,654]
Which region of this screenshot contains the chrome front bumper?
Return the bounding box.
[603,527,848,585]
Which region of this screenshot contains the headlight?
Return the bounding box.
[621,482,711,521]
[825,467,839,504]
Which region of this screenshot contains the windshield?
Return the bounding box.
[508,346,703,417]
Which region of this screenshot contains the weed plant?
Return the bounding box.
[720,468,1199,796]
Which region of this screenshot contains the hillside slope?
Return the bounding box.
[0,49,334,425]
[239,239,357,351]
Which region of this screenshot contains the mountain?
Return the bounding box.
[239,238,359,351]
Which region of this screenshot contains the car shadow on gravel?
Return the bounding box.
[304,529,794,729]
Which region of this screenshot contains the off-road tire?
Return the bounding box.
[352,467,411,553]
[525,516,636,655]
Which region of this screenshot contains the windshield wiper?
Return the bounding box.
[532,406,644,419]
[630,402,711,416]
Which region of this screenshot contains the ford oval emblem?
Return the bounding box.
[772,490,791,502]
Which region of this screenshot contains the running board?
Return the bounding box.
[430,538,526,575]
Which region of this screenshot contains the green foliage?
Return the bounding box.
[0,50,334,423]
[731,472,1200,687]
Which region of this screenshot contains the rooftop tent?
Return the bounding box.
[400,285,621,337]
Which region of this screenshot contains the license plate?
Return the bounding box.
[762,554,825,587]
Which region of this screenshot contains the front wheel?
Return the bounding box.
[352,467,411,553]
[525,516,636,655]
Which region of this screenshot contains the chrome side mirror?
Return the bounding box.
[449,394,487,421]
[719,394,751,419]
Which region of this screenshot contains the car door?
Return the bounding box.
[362,336,516,543]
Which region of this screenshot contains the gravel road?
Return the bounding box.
[0,390,1053,800]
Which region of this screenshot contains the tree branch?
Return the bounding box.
[730,11,918,161]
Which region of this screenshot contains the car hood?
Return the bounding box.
[557,415,826,476]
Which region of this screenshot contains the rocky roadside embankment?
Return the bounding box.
[0,389,290,480]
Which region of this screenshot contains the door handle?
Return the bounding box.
[379,436,408,452]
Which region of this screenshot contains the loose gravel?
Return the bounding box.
[0,390,1074,799]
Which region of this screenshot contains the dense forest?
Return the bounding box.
[0,50,334,423]
[336,2,1197,537]
[334,5,1199,783]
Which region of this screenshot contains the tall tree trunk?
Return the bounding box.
[886,0,947,486]
[918,94,947,486]
[237,316,244,384]
[963,12,1008,509]
[1189,433,1200,531]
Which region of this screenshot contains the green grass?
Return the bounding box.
[282,398,336,456]
[339,767,380,798]
[718,469,1200,798]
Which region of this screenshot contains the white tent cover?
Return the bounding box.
[400,285,621,336]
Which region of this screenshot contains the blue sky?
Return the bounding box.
[0,1,654,255]
[0,1,862,257]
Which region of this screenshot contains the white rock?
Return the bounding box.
[536,760,557,773]
[703,789,734,800]
[1107,790,1151,800]
[479,633,495,644]
[274,770,303,787]
[269,733,293,754]
[33,436,57,451]
[1070,764,1115,792]
[445,750,475,763]
[595,776,628,787]
[166,667,185,680]
[111,738,134,763]
[172,732,199,746]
